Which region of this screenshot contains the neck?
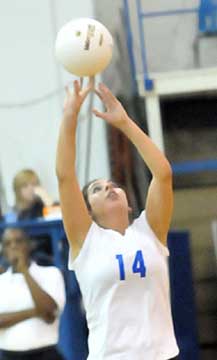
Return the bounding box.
[97,210,130,235]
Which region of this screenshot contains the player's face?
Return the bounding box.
[87,179,129,220]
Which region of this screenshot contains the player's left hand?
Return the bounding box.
[93,83,129,130]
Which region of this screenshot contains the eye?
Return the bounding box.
[92,185,102,193]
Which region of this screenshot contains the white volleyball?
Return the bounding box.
[55,18,113,76]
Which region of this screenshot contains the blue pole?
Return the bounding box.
[140,8,198,18]
[172,159,217,175]
[136,0,153,90]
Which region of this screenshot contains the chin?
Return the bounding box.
[107,203,128,214]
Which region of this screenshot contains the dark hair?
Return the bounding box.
[82,179,99,211]
[2,227,30,244]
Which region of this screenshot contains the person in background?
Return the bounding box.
[0,227,66,360]
[11,169,53,221]
[1,169,58,266]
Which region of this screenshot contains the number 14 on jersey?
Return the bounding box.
[116,250,146,281]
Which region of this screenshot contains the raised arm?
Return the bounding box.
[56,79,93,258]
[93,83,173,246]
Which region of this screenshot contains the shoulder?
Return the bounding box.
[130,210,147,231]
[131,210,162,233]
[30,263,63,279]
[130,211,169,256]
[0,271,7,279]
[0,268,11,284]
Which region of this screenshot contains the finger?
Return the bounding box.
[64,86,72,104]
[63,95,69,110]
[74,80,80,95]
[80,77,83,89]
[94,89,103,101]
[98,84,116,101]
[65,85,70,95]
[78,77,95,102]
[63,102,67,111]
[88,76,95,88]
[98,83,117,106]
[81,79,95,99]
[92,108,109,121]
[83,76,95,94]
[94,86,113,109]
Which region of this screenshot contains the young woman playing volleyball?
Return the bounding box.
[56,78,179,360]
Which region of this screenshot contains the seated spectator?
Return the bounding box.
[5,169,53,222]
[0,228,66,360]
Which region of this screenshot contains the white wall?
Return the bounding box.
[127,0,217,74]
[0,0,110,208]
[94,0,217,97]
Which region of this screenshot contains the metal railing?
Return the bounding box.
[123,0,199,91]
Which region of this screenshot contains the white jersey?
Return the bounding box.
[0,262,66,351]
[68,211,179,360]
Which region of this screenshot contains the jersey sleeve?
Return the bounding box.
[68,221,101,270]
[133,211,170,257]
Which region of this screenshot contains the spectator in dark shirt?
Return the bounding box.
[12,169,53,221]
